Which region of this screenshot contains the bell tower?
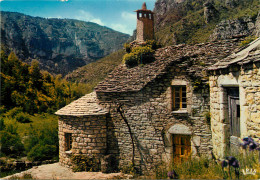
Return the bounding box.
[135,2,154,42]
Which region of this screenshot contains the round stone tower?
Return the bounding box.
[135,2,154,42]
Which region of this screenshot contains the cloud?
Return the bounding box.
[111,23,133,35]
[111,11,136,35]
[48,15,62,19]
[121,11,136,22]
[75,10,104,26]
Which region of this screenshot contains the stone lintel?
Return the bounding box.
[168,124,192,135]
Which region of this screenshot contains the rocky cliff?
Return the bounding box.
[0,11,130,75]
[210,15,259,41]
[153,0,259,46]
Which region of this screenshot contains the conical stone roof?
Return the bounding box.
[55,92,108,116]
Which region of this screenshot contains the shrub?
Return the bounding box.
[9,173,34,179]
[0,117,5,131]
[145,40,161,50]
[5,107,23,118]
[5,123,18,135]
[123,46,155,67]
[27,143,57,161]
[123,53,138,67]
[0,130,24,157]
[124,43,131,53]
[240,36,257,47]
[0,106,6,114]
[24,126,59,161]
[192,78,209,92]
[16,112,31,123]
[71,155,99,172]
[121,162,136,175]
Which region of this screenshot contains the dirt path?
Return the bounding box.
[4,163,133,179]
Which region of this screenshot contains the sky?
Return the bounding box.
[0,0,156,35]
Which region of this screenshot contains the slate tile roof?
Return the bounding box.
[95,39,240,93]
[208,37,260,71]
[55,92,108,116]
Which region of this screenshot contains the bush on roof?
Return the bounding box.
[123,45,155,68]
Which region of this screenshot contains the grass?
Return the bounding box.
[3,113,58,137]
[153,151,259,179]
[7,173,34,179]
[0,170,22,178]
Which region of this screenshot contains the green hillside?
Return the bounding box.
[65,49,126,91]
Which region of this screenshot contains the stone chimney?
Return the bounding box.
[135,2,154,42]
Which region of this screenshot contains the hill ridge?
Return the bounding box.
[0,11,130,75]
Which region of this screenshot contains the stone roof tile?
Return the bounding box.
[209,37,260,71]
[95,39,240,92]
[55,92,108,116]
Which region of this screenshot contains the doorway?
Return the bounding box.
[227,87,240,137]
[172,134,191,163]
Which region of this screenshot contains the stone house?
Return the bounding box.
[55,3,243,173]
[208,38,260,159]
[55,40,242,172]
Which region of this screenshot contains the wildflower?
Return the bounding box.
[240,136,259,151]
[225,156,239,168]
[225,156,240,179]
[167,170,178,179]
[221,160,228,168]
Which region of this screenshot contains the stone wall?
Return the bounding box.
[96,66,212,173]
[209,61,260,158]
[136,16,154,42]
[58,115,107,168]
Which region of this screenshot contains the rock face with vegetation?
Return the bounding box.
[153,0,259,46]
[0,11,129,75]
[210,16,259,40]
[203,1,219,24]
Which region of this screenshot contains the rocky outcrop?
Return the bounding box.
[153,0,187,31]
[203,1,219,24]
[254,11,260,37]
[1,11,129,75]
[210,15,259,41]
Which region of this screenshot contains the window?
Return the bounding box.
[173,134,191,163]
[65,133,72,151]
[172,86,187,110]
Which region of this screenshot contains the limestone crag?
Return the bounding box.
[254,11,260,37]
[210,14,259,41]
[153,0,187,31]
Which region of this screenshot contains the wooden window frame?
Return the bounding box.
[172,86,187,111]
[65,133,72,151]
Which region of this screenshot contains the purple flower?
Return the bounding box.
[221,160,228,168]
[241,137,258,150]
[225,156,239,168]
[167,170,178,179]
[249,141,259,151]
